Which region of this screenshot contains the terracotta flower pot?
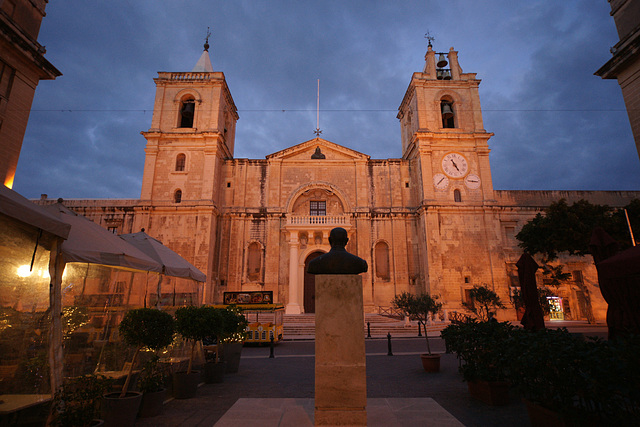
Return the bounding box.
[420,353,441,372]
[467,380,510,406]
[101,391,142,427]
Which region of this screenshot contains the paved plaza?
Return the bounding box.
[133,322,607,427]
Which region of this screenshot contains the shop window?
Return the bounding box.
[175,153,186,171]
[178,97,195,128]
[375,241,390,281]
[247,242,261,282]
[454,189,462,202]
[174,189,182,203]
[310,200,326,216]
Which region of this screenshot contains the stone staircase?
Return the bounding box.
[282,313,449,339]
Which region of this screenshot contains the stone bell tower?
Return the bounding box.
[397,43,500,299]
[397,43,495,204]
[140,39,239,204]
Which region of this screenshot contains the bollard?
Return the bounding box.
[418,322,422,337]
[387,332,393,356]
[269,336,275,358]
[367,322,371,339]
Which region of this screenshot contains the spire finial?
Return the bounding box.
[425,31,435,48]
[204,27,211,52]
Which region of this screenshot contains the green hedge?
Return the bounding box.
[442,321,640,424]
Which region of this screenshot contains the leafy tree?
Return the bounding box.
[516,199,639,260]
[462,285,505,322]
[392,292,442,355]
[515,198,640,324]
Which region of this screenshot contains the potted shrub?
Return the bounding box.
[201,306,226,383]
[50,374,112,427]
[136,355,168,418]
[218,306,248,374]
[462,284,505,322]
[441,319,514,405]
[102,308,174,425]
[392,291,443,372]
[173,306,210,398]
[506,328,640,426]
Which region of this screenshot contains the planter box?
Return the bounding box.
[172,371,200,399]
[467,380,509,406]
[523,399,570,427]
[138,388,166,418]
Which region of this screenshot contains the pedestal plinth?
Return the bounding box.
[314,275,367,426]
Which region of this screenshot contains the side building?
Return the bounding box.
[596,0,640,161]
[38,44,640,322]
[0,0,60,188]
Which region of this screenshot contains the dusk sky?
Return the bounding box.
[13,1,640,199]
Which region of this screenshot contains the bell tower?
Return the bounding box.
[140,40,238,204]
[398,43,494,204]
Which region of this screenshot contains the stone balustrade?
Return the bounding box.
[286,215,350,226]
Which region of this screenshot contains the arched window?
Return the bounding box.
[175,153,186,171]
[441,99,455,128]
[178,97,195,128]
[247,242,261,282]
[375,241,390,281]
[174,189,182,203]
[454,189,462,202]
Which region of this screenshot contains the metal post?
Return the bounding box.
[269,336,275,358]
[387,332,393,356]
[367,322,371,339]
[418,322,422,337]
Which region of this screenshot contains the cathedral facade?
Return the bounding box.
[43,45,640,321]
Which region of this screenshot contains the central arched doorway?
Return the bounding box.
[303,251,324,313]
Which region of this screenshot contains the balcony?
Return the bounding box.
[286,215,350,227]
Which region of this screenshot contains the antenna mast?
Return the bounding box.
[314,79,322,137]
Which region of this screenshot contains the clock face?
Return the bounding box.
[464,174,481,189]
[441,153,468,178]
[433,173,449,190]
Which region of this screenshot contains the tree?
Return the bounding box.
[515,198,640,324]
[516,199,639,260]
[462,285,505,322]
[392,292,442,355]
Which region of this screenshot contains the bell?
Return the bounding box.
[443,70,451,80]
[436,70,444,80]
[441,104,454,118]
[437,53,448,68]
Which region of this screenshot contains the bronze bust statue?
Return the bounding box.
[307,227,368,275]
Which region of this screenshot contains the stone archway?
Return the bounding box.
[303,251,324,313]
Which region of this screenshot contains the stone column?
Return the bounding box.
[285,238,301,314]
[315,275,367,426]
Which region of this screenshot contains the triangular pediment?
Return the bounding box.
[266,138,370,161]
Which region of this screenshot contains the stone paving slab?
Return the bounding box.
[214,398,464,427]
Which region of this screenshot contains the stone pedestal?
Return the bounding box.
[314,275,367,426]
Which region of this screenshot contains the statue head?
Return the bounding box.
[328,227,348,248]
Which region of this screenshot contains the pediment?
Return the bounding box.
[266,138,370,161]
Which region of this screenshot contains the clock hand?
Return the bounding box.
[437,177,445,184]
[451,159,459,171]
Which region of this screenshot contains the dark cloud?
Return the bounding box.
[13,1,640,199]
